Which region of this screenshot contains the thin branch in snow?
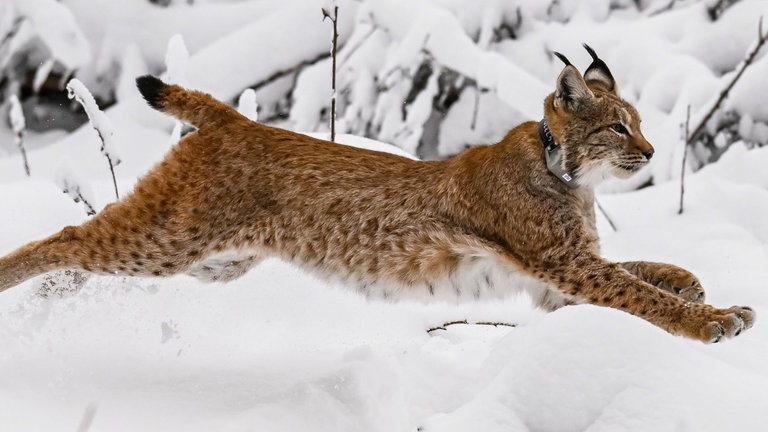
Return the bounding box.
[426,320,517,333]
[249,51,330,92]
[470,88,481,130]
[66,78,121,200]
[322,5,340,142]
[57,176,97,216]
[708,0,741,21]
[7,94,29,176]
[595,198,617,232]
[648,0,678,17]
[679,105,691,215]
[337,24,376,67]
[687,16,768,148]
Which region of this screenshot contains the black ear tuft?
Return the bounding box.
[583,43,600,62]
[553,51,572,67]
[135,75,168,109]
[582,44,616,93]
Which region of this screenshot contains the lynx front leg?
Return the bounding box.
[549,256,755,343]
[620,261,705,303]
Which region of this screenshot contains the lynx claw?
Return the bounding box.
[705,322,725,343]
[734,306,755,330]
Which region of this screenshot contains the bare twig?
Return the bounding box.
[707,0,740,21]
[678,105,691,215]
[647,0,677,17]
[96,130,120,201]
[60,183,97,216]
[475,321,518,328]
[687,16,768,148]
[322,5,340,142]
[337,24,376,67]
[426,320,517,333]
[470,88,480,130]
[595,198,617,232]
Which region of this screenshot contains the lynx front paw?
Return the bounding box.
[697,306,755,343]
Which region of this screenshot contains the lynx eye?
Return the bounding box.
[609,123,628,135]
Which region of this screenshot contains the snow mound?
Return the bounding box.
[423,305,768,432]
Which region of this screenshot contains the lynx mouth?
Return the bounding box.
[611,160,647,179]
[614,161,646,172]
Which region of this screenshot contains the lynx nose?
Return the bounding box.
[642,149,654,160]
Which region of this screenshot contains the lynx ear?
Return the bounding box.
[554,65,594,112]
[582,44,617,94]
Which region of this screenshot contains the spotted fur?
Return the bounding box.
[0,49,754,343]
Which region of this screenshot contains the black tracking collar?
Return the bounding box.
[538,119,577,189]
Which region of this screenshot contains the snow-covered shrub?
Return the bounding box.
[0,0,91,102]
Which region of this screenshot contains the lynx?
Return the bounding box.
[0,45,753,343]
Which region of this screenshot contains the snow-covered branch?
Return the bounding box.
[687,16,768,149]
[7,94,29,176]
[66,78,121,200]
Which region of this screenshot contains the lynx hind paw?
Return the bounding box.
[675,281,705,303]
[702,306,755,343]
[663,273,705,303]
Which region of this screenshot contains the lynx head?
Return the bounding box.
[543,44,654,187]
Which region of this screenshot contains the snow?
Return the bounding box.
[2,0,768,430]
[237,89,258,122]
[163,34,189,86]
[2,108,768,430]
[11,0,92,70]
[8,94,25,138]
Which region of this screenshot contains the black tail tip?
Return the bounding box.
[135,75,167,109]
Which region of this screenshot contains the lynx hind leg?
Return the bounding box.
[186,251,262,283]
[0,226,81,292]
[621,261,705,303]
